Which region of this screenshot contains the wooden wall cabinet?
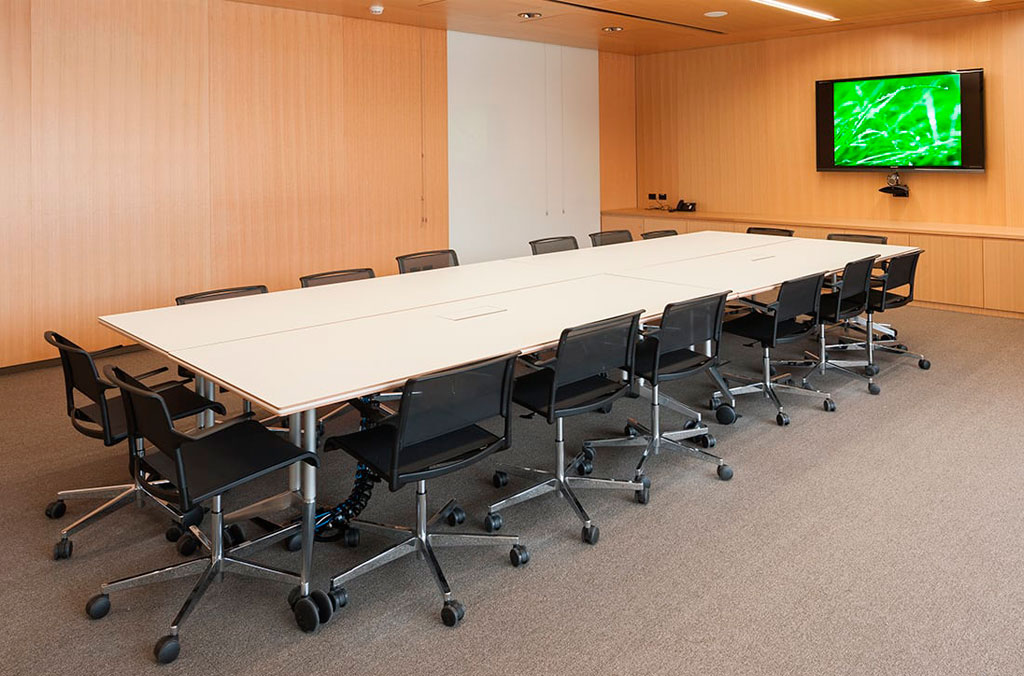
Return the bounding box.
[907,235,985,307]
[983,239,1024,313]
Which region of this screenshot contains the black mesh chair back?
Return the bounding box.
[823,256,877,323]
[645,292,729,384]
[106,366,188,497]
[747,227,794,237]
[300,268,375,288]
[389,353,518,490]
[175,285,268,306]
[641,229,678,240]
[529,236,579,255]
[827,233,888,245]
[553,312,641,389]
[776,273,825,324]
[44,331,119,444]
[873,250,921,311]
[396,249,459,274]
[588,230,633,247]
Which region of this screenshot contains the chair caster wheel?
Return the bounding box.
[447,506,466,527]
[582,446,596,462]
[441,600,466,627]
[635,476,651,504]
[165,524,183,542]
[309,589,335,625]
[86,593,110,619]
[342,526,360,548]
[284,533,302,552]
[328,587,348,611]
[492,471,509,488]
[823,399,836,412]
[181,505,204,529]
[176,533,199,557]
[897,343,908,351]
[45,500,66,519]
[509,544,530,567]
[597,403,613,414]
[699,434,716,449]
[769,365,778,377]
[864,364,879,376]
[53,538,73,560]
[776,412,790,427]
[709,397,722,412]
[868,383,881,395]
[293,596,321,633]
[622,424,637,438]
[717,464,734,481]
[154,635,180,664]
[919,359,931,370]
[223,523,245,548]
[682,419,699,431]
[575,460,593,476]
[715,404,737,425]
[581,525,600,545]
[484,513,503,533]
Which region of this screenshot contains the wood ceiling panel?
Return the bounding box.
[232,0,1024,54]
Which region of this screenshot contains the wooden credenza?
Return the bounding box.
[601,209,1024,319]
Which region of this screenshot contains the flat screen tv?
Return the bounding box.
[816,69,985,172]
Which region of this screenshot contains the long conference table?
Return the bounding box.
[99,230,920,601]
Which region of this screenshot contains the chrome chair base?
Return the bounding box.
[488,418,642,543]
[329,482,522,621]
[827,313,931,373]
[773,324,880,394]
[576,381,731,483]
[714,347,834,425]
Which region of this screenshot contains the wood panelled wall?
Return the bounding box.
[0,0,447,367]
[627,10,1024,229]
[598,51,637,210]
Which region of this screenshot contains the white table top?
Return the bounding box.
[99,231,920,415]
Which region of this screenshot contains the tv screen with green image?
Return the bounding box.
[815,69,985,172]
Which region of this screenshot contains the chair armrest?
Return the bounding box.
[133,366,170,381]
[734,297,777,314]
[180,412,255,442]
[870,273,888,287]
[89,344,125,358]
[520,353,556,370]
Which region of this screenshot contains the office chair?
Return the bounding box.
[827,233,888,245]
[773,256,881,394]
[299,268,375,287]
[577,293,735,492]
[88,366,323,663]
[641,229,678,240]
[175,285,268,421]
[713,273,835,426]
[487,311,643,544]
[43,331,225,560]
[323,353,528,628]
[589,230,633,247]
[826,250,931,374]
[746,226,794,237]
[396,249,459,273]
[529,236,579,255]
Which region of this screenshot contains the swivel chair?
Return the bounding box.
[487,311,643,544]
[589,230,633,247]
[299,268,375,287]
[43,331,224,560]
[746,227,794,237]
[529,236,578,255]
[578,293,735,493]
[88,366,323,663]
[714,273,836,426]
[827,233,888,245]
[641,229,678,240]
[396,249,459,273]
[323,353,528,628]
[773,256,881,394]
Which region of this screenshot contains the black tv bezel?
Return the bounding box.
[815,68,986,173]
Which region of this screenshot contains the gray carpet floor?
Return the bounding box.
[2,306,1023,675]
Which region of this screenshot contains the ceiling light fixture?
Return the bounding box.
[517,12,542,19]
[750,0,839,22]
[602,26,623,32]
[704,11,728,18]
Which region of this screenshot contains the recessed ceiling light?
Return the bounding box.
[517,12,542,19]
[973,0,992,3]
[602,26,623,32]
[750,0,839,22]
[704,11,728,18]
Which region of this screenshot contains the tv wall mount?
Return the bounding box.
[879,171,910,198]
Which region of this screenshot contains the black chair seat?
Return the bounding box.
[724,311,815,347]
[143,420,317,508]
[513,369,624,418]
[634,340,708,382]
[326,423,500,483]
[76,384,226,443]
[821,292,868,322]
[869,288,910,312]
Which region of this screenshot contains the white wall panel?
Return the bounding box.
[448,32,599,263]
